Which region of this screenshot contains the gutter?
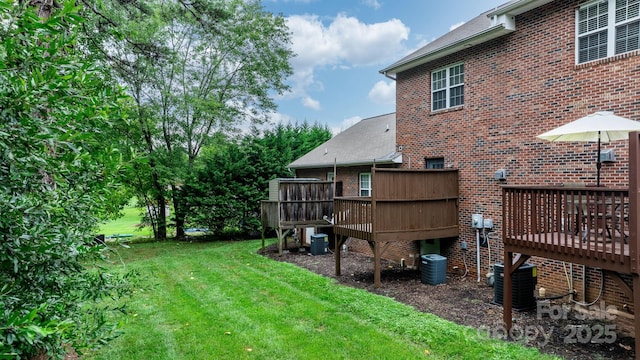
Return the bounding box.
[486,0,554,18]
[380,22,513,77]
[379,0,555,77]
[289,155,402,170]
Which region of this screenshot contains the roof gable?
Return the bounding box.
[380,0,554,76]
[288,113,400,169]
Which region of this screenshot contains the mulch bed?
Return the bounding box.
[262,244,636,360]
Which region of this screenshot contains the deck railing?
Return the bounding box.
[333,169,460,243]
[333,197,373,240]
[261,180,334,229]
[502,186,632,272]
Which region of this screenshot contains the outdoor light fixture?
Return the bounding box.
[494,169,507,181]
[600,149,615,163]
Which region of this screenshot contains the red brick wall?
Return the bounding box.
[396,1,640,313]
[293,168,332,182]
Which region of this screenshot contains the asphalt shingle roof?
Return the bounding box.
[288,113,399,169]
[384,10,494,72]
[380,0,526,75]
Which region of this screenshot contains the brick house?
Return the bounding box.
[290,113,400,190]
[289,113,405,254]
[380,0,640,322]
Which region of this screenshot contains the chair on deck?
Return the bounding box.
[612,203,629,243]
[563,182,588,239]
[563,182,615,242]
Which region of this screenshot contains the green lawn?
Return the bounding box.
[98,204,153,239]
[84,240,558,360]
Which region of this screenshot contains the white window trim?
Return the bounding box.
[359,172,371,197]
[431,62,464,111]
[575,0,640,64]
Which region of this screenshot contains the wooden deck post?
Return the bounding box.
[503,250,513,331]
[630,132,640,360]
[632,275,640,360]
[374,241,381,288]
[277,228,292,256]
[335,234,344,276]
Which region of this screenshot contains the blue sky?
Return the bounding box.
[261,0,508,134]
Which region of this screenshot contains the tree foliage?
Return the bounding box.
[0,2,133,357]
[81,0,294,240]
[187,122,332,237]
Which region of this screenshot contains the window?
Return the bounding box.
[327,172,334,181]
[577,0,640,64]
[359,172,371,196]
[425,157,445,169]
[431,63,464,111]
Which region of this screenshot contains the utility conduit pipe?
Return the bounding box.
[476,229,481,282]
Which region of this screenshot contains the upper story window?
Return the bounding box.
[431,63,464,111]
[577,0,640,64]
[359,172,371,197]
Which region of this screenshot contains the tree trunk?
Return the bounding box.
[155,192,167,240]
[28,0,57,18]
[149,159,167,241]
[172,185,186,239]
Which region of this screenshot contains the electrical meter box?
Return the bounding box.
[472,214,483,229]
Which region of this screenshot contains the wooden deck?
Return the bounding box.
[503,186,632,274]
[501,131,640,360]
[333,168,459,287]
[510,231,629,267]
[261,179,334,254]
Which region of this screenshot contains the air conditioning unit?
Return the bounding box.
[310,233,328,255]
[600,149,615,163]
[420,254,447,285]
[493,263,537,311]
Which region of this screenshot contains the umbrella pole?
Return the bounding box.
[597,131,601,187]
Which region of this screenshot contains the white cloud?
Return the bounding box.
[362,0,381,10]
[264,0,314,3]
[368,80,395,104]
[302,96,321,110]
[285,13,409,103]
[268,111,296,125]
[332,116,362,135]
[246,111,296,134]
[326,15,408,66]
[449,21,465,31]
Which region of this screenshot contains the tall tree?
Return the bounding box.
[82,0,293,239]
[187,122,332,236]
[0,2,133,358]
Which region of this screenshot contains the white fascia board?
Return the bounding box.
[487,0,554,17]
[381,23,513,76]
[381,0,556,77]
[289,158,398,170]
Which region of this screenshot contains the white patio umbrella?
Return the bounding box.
[537,111,640,186]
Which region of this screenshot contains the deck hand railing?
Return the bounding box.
[334,197,373,240]
[503,186,630,269]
